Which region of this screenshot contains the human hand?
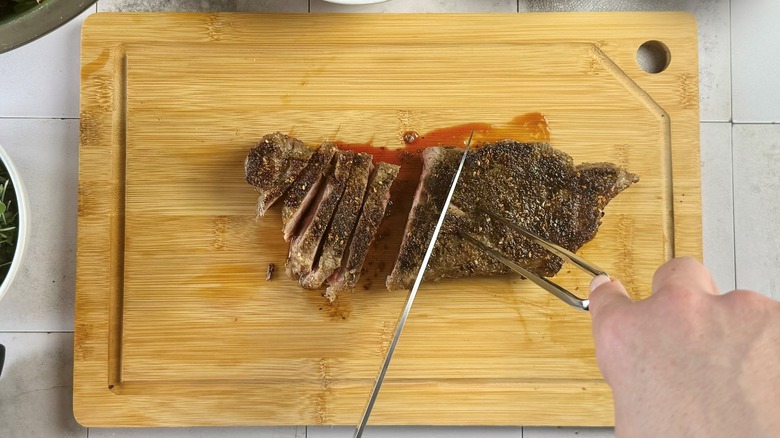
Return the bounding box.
[588,257,780,438]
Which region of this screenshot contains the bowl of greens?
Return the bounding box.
[0,0,95,54]
[0,143,28,303]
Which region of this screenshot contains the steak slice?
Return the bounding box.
[281,142,338,242]
[244,132,313,216]
[326,162,400,300]
[300,153,373,290]
[386,140,639,290]
[286,151,354,280]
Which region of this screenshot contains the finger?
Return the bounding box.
[588,275,632,320]
[652,257,719,296]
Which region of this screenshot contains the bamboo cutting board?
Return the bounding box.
[76,13,701,427]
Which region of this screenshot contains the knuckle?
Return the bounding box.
[723,290,780,323]
[655,257,698,278]
[657,285,702,309]
[724,289,766,308]
[651,286,711,329]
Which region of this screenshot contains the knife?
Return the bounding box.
[353,132,474,438]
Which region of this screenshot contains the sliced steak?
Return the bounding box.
[244,132,313,216]
[385,147,466,290]
[281,142,338,242]
[386,140,639,290]
[286,151,354,280]
[326,162,400,300]
[300,153,373,291]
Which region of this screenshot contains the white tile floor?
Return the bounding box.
[0,0,778,437]
[700,122,735,292]
[0,6,94,118]
[0,119,79,332]
[732,0,780,122]
[733,124,780,299]
[0,333,83,438]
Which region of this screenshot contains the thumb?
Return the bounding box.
[588,275,632,322]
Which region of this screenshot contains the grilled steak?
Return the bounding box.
[244,132,313,216]
[286,151,354,280]
[281,142,338,242]
[326,162,400,300]
[300,153,373,290]
[386,140,639,290]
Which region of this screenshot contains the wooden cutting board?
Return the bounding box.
[75,12,700,427]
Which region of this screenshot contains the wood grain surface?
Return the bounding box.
[75,12,700,427]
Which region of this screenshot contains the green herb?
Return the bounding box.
[0,168,18,279]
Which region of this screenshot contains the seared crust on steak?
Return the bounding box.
[301,153,373,291]
[245,134,638,296]
[325,162,400,300]
[286,151,354,280]
[386,140,639,290]
[244,132,313,216]
[281,142,338,242]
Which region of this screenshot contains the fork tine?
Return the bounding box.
[480,209,606,277]
[459,232,589,311]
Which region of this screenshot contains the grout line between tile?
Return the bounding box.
[730,124,737,289]
[729,0,733,123]
[730,121,780,125]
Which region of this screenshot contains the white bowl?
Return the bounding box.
[0,143,29,304]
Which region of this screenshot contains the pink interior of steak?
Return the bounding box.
[325,162,399,297]
[286,152,353,280]
[393,148,437,250]
[283,171,328,242]
[281,144,337,242]
[289,175,330,250]
[384,148,441,290]
[323,165,382,294]
[286,183,332,278]
[301,156,373,291]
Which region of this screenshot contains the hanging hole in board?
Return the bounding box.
[636,40,671,74]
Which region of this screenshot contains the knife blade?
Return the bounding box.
[353,132,474,438]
